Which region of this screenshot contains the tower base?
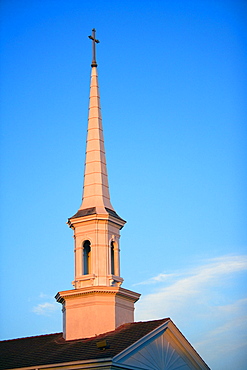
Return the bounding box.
[55,286,140,340]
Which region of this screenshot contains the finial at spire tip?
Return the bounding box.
[88,28,100,67]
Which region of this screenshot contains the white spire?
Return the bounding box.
[79,66,114,213]
[56,30,140,341]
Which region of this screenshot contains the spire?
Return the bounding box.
[56,30,140,340]
[80,29,114,213]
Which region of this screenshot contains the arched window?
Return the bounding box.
[83,240,91,275]
[111,241,115,275]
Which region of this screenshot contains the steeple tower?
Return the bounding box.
[79,31,113,214]
[56,30,140,341]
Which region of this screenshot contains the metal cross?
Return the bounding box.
[88,28,100,67]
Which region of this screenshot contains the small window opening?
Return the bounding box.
[111,241,115,275]
[83,240,91,275]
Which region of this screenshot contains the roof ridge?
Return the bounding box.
[134,318,170,324]
[51,318,171,343]
[95,318,170,338]
[0,318,170,343]
[0,332,62,343]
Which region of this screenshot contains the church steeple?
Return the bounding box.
[67,29,124,289]
[75,28,114,214]
[79,54,114,213]
[55,30,140,340]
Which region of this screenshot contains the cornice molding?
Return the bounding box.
[56,286,140,304]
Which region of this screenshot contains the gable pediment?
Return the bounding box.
[113,320,210,370]
[115,336,190,369]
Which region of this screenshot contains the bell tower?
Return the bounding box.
[55,29,140,341]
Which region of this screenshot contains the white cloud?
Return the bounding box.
[136,255,247,320]
[39,292,51,299]
[32,302,59,316]
[136,255,247,288]
[135,255,247,368]
[215,297,247,316]
[194,302,247,368]
[134,272,179,285]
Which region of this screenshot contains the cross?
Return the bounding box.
[88,28,100,67]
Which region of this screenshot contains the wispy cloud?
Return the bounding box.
[194,299,247,366]
[135,255,247,288]
[38,292,51,299]
[134,272,179,285]
[135,255,247,367]
[136,255,247,319]
[32,302,58,316]
[32,295,59,316]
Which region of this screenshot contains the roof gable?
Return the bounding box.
[113,320,210,370]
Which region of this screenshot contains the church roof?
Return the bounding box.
[69,206,124,222]
[0,318,169,370]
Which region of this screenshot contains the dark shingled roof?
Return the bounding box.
[0,319,169,370]
[69,207,125,222]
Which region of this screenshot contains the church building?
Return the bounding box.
[0,30,210,370]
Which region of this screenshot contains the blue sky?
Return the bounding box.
[0,0,246,369]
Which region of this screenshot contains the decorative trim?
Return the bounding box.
[15,357,113,369]
[113,320,210,370]
[56,286,140,304]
